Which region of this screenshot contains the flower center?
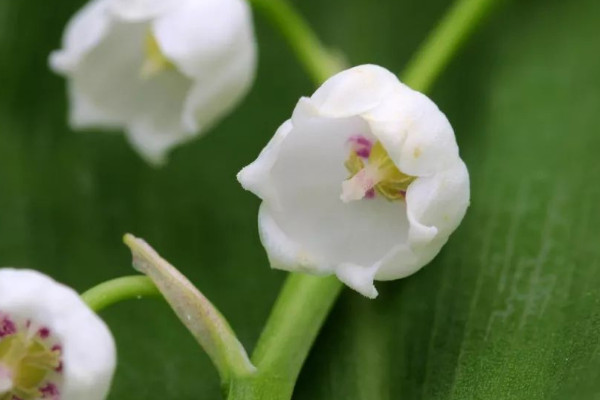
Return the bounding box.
[140,32,175,79]
[341,135,416,203]
[0,315,62,400]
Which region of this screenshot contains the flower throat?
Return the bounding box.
[0,317,62,400]
[341,136,416,203]
[140,32,175,79]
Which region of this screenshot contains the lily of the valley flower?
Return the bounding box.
[238,64,470,298]
[50,0,257,165]
[0,268,116,400]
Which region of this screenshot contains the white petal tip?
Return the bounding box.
[236,166,252,188]
[124,131,172,167]
[237,164,265,194]
[182,114,199,133]
[48,51,70,74]
[336,264,379,299]
[291,97,320,122]
[144,154,168,168]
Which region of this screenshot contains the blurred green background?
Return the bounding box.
[1,0,600,398]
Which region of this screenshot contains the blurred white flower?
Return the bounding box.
[0,268,116,400]
[50,0,257,165]
[238,64,470,298]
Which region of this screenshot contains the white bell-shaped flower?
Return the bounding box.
[50,0,257,165]
[238,64,470,298]
[0,268,116,400]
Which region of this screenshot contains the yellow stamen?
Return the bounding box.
[342,141,416,202]
[0,333,60,400]
[140,32,174,79]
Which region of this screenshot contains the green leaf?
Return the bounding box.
[0,0,599,399]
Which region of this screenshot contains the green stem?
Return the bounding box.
[402,0,502,93]
[248,0,344,84]
[227,274,343,399]
[81,275,160,312]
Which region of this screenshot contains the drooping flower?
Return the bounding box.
[237,64,470,298]
[50,0,257,165]
[0,268,116,400]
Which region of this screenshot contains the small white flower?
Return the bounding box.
[50,0,257,165]
[238,64,470,298]
[0,268,116,400]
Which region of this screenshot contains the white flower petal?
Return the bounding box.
[406,160,470,243]
[68,84,124,129]
[0,268,116,400]
[123,70,195,164]
[375,162,469,281]
[395,96,458,177]
[364,86,459,177]
[68,20,153,124]
[180,41,255,134]
[335,263,379,298]
[238,120,293,208]
[153,0,256,80]
[49,0,112,73]
[153,0,256,136]
[107,0,178,21]
[361,91,411,156]
[258,204,329,274]
[71,20,192,124]
[310,64,399,118]
[290,97,321,125]
[374,241,435,281]
[126,113,191,166]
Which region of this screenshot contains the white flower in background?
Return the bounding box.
[50,0,257,165]
[238,64,470,298]
[0,268,116,400]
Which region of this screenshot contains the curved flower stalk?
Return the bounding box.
[238,64,470,298]
[50,0,257,165]
[0,268,116,400]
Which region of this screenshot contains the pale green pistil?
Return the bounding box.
[0,333,60,400]
[341,141,416,202]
